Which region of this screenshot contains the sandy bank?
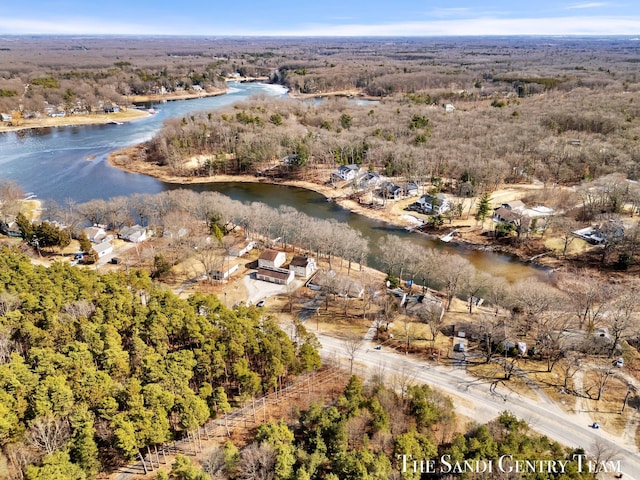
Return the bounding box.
[288,88,382,102]
[124,86,227,104]
[0,108,151,134]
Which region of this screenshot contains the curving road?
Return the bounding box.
[315,331,640,479]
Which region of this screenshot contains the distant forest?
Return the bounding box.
[1,37,640,184]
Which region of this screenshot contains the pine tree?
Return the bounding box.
[69,408,100,479]
[78,232,92,253]
[475,192,492,229]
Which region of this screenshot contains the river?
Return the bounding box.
[0,82,546,281]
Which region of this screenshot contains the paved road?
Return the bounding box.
[315,332,640,479]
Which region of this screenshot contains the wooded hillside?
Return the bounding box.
[0,247,320,478]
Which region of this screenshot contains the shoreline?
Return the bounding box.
[0,108,152,134]
[124,86,228,104]
[107,148,557,268]
[0,87,229,134]
[287,88,382,102]
[107,147,413,226]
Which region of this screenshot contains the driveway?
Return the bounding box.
[242,272,304,305]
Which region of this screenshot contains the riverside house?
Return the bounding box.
[289,256,317,279]
[331,164,361,182]
[411,193,450,215]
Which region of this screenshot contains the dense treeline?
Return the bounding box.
[0,247,320,479]
[194,377,595,479]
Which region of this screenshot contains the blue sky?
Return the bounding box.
[0,1,638,36]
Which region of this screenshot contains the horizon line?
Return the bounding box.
[1,33,639,38]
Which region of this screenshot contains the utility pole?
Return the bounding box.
[621,384,633,414]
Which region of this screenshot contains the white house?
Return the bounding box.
[83,226,107,243]
[119,225,147,243]
[289,256,317,278]
[359,172,382,188]
[332,164,360,181]
[414,194,450,215]
[93,241,113,258]
[500,200,526,213]
[258,249,286,269]
[229,239,256,257]
[256,267,294,285]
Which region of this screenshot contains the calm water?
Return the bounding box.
[0,82,546,281]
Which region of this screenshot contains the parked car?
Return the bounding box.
[256,300,265,307]
[110,257,121,264]
[453,342,466,352]
[591,422,600,429]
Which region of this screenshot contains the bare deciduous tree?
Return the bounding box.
[343,334,363,374]
[27,416,70,455]
[0,180,24,223]
[607,282,640,357]
[535,312,572,372]
[437,254,474,311]
[559,272,612,332]
[417,303,445,350]
[236,443,276,480]
[508,277,566,335]
[558,352,582,392]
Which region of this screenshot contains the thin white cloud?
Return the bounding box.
[429,7,472,18]
[1,15,639,36]
[0,18,168,35]
[265,16,640,36]
[565,2,608,9]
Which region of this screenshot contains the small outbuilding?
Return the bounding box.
[210,261,240,281]
[229,239,256,257]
